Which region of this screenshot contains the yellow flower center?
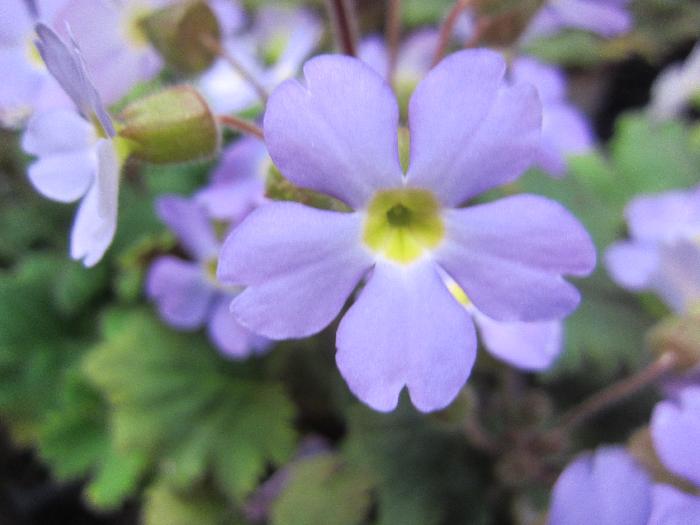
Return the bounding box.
[363,188,445,264]
[122,4,152,48]
[447,281,471,307]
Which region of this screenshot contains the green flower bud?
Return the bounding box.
[119,86,220,164]
[141,0,220,74]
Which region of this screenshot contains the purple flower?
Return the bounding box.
[649,43,700,122]
[53,0,171,105]
[0,0,69,124]
[218,50,596,412]
[447,278,564,371]
[605,185,700,313]
[649,484,700,525]
[511,57,594,177]
[147,196,269,359]
[22,23,120,266]
[548,446,653,525]
[649,387,700,523]
[359,38,593,178]
[199,6,322,114]
[195,137,269,222]
[524,0,632,41]
[651,386,700,487]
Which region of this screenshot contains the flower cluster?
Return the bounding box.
[4,0,700,522]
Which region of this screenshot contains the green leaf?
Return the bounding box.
[271,453,373,525]
[37,371,150,510]
[611,114,700,194]
[0,256,89,440]
[143,480,240,525]
[83,308,297,501]
[344,403,488,525]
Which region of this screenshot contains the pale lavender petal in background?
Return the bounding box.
[218,203,373,339]
[650,44,700,121]
[263,55,403,209]
[261,7,323,84]
[336,261,476,413]
[473,312,563,371]
[651,386,700,487]
[652,240,700,313]
[648,484,700,525]
[358,30,437,87]
[436,194,596,322]
[548,446,653,525]
[69,139,119,266]
[54,0,164,105]
[195,137,268,222]
[146,256,215,329]
[511,57,594,177]
[208,0,245,36]
[524,0,632,41]
[198,37,264,114]
[406,50,541,206]
[605,241,659,290]
[511,57,567,103]
[207,297,270,359]
[626,187,700,243]
[357,35,387,78]
[156,196,220,262]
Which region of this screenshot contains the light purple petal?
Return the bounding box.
[70,139,118,266]
[406,49,541,206]
[27,149,95,203]
[218,202,373,339]
[605,241,659,290]
[651,386,700,487]
[208,0,245,36]
[198,38,263,114]
[551,0,632,38]
[436,194,596,322]
[336,261,476,413]
[511,57,566,103]
[0,0,33,43]
[395,30,438,85]
[207,296,270,359]
[649,484,700,525]
[653,240,700,313]
[146,256,215,330]
[626,187,700,243]
[548,446,653,525]
[34,23,113,136]
[473,311,563,371]
[155,196,219,262]
[54,0,163,105]
[22,108,93,155]
[358,35,388,79]
[195,137,268,221]
[263,55,403,209]
[537,104,594,177]
[0,48,45,112]
[263,7,323,84]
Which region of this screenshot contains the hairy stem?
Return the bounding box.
[432,0,472,67]
[386,0,402,85]
[218,115,264,141]
[552,353,679,434]
[325,0,359,56]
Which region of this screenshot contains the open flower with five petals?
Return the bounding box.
[218,50,596,412]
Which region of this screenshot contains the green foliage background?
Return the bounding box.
[1,0,699,523]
